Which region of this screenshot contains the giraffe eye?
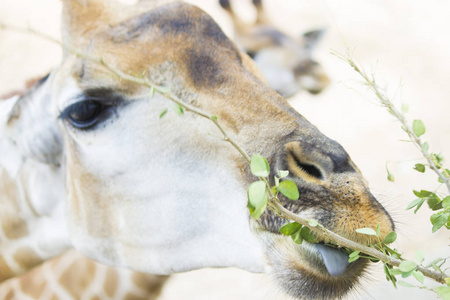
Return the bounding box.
[62,100,105,129]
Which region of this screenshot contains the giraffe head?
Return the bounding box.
[2,0,393,298]
[219,0,330,98]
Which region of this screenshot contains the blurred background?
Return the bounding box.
[1,0,449,299]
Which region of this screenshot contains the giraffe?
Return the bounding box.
[219,0,330,98]
[0,0,394,299]
[0,75,169,300]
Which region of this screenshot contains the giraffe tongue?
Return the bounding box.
[315,244,349,276]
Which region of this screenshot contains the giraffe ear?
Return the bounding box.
[1,74,63,166]
[302,28,326,52]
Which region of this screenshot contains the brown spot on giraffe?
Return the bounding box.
[3,289,14,300]
[19,266,47,298]
[0,256,15,283]
[131,272,169,295]
[13,247,42,271]
[59,255,97,298]
[1,215,29,240]
[103,268,119,297]
[124,292,148,300]
[50,294,59,300]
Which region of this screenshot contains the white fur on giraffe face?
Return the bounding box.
[54,81,266,274]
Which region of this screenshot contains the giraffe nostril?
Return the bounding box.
[294,159,323,180]
[286,149,324,181]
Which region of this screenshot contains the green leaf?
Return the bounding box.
[432,263,441,272]
[402,103,409,114]
[412,270,424,284]
[270,186,278,196]
[415,250,425,263]
[399,261,417,273]
[401,270,415,278]
[431,153,444,169]
[376,223,381,237]
[384,245,401,257]
[426,258,444,268]
[349,251,360,258]
[431,213,449,233]
[279,222,302,236]
[247,181,268,220]
[277,180,299,200]
[414,199,426,214]
[443,196,450,209]
[157,86,171,94]
[406,198,424,210]
[210,115,218,121]
[308,219,319,227]
[426,193,442,210]
[250,154,270,177]
[383,264,391,278]
[348,256,359,263]
[413,163,425,173]
[158,108,168,119]
[291,229,303,244]
[387,173,395,182]
[422,142,429,153]
[398,281,415,288]
[355,228,377,236]
[435,286,450,300]
[445,277,450,286]
[278,170,289,178]
[413,190,432,198]
[385,162,395,182]
[149,85,155,98]
[274,176,280,187]
[383,231,397,244]
[391,268,403,276]
[384,264,398,287]
[300,227,318,243]
[441,170,450,183]
[412,119,426,137]
[175,103,185,115]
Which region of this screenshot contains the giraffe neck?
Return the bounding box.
[0,95,71,283]
[0,250,169,300]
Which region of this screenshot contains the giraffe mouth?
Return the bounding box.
[313,243,350,276]
[261,231,368,299]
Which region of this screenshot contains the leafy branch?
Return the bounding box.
[331,50,450,194]
[332,50,450,233]
[332,49,450,297]
[1,23,448,287]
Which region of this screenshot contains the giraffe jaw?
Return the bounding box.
[259,232,367,299]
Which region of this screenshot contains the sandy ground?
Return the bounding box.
[1,0,449,299]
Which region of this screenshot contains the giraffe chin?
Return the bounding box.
[262,233,368,300]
